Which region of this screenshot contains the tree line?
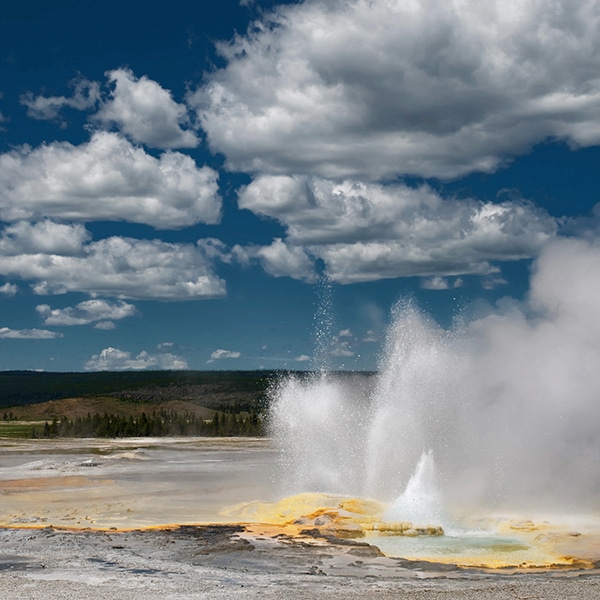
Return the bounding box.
[32,409,264,439]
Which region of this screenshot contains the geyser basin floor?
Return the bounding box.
[0,437,276,529]
[1,439,599,572]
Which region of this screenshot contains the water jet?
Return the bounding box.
[265,268,600,567]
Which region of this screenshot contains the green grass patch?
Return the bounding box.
[0,421,39,438]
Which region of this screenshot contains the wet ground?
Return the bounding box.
[0,437,276,529]
[1,438,599,599]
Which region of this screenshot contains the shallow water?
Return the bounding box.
[365,533,552,567]
[0,437,278,528]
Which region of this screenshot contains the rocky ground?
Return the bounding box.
[1,525,600,600]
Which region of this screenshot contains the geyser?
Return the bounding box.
[269,237,600,522]
[268,302,466,524]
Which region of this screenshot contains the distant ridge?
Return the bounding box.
[3,396,217,421]
[0,369,376,409]
[0,370,278,408]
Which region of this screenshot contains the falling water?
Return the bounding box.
[265,240,600,566]
[269,275,600,521]
[268,300,462,524]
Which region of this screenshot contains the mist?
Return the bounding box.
[269,237,600,517]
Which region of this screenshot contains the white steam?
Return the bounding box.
[269,237,600,515]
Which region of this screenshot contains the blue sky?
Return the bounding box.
[0,0,599,372]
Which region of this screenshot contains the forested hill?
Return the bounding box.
[0,370,279,408]
[0,370,376,439]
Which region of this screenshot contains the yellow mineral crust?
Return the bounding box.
[220,492,444,538]
[220,494,600,569]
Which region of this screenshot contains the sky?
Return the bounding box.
[1,0,600,372]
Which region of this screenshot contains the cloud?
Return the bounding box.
[36,299,137,326]
[362,330,378,343]
[94,68,199,149]
[0,221,90,255]
[210,349,241,360]
[232,237,317,282]
[295,354,311,362]
[481,276,508,290]
[20,77,101,122]
[192,0,600,180]
[0,282,17,296]
[85,347,189,371]
[0,225,226,300]
[0,131,220,228]
[238,176,556,283]
[94,321,116,330]
[421,277,450,290]
[330,339,354,357]
[22,69,197,150]
[420,276,463,290]
[0,327,62,339]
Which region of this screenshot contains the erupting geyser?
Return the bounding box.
[268,302,466,528]
[384,449,443,527]
[268,238,600,534]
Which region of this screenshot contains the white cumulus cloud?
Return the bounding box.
[0,225,226,300]
[295,354,311,362]
[238,176,556,283]
[209,349,241,361]
[330,340,354,357]
[232,237,317,282]
[362,330,378,343]
[421,276,463,290]
[94,68,199,149]
[85,347,189,371]
[0,282,17,296]
[193,0,600,180]
[21,69,197,150]
[36,299,137,326]
[0,221,90,255]
[0,131,220,228]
